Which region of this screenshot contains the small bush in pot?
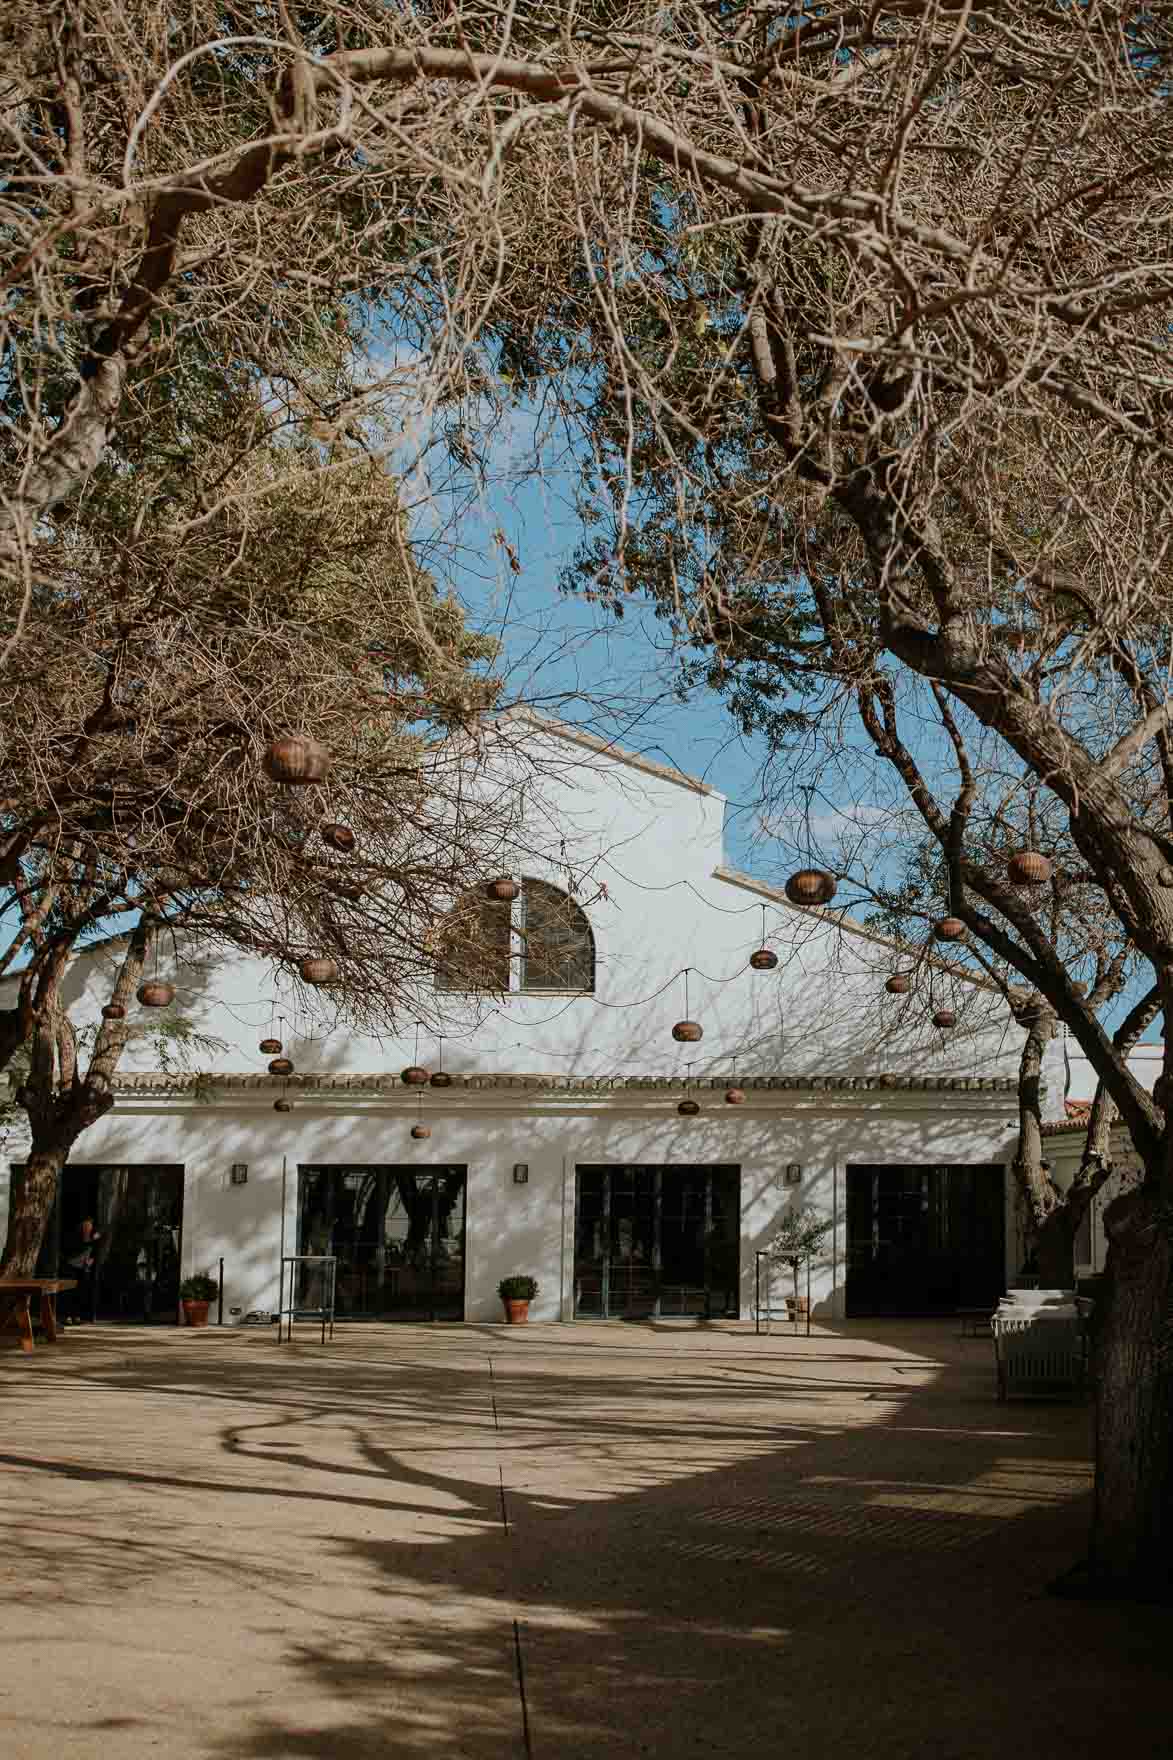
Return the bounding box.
[179,1272,219,1328]
[768,1208,833,1323]
[498,1275,538,1323]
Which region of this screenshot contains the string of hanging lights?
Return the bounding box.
[671,969,703,1043]
[245,814,1052,1128]
[678,1061,700,1117]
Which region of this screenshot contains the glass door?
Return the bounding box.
[298,1166,467,1321]
[33,1164,184,1323]
[574,1166,740,1318]
[845,1164,1005,1315]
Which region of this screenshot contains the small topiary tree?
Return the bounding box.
[768,1207,834,1315]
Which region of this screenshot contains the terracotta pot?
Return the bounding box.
[503,1299,530,1324]
[182,1299,212,1328]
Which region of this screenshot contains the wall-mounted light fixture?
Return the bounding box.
[513,1163,529,1185]
[230,1163,248,1186]
[783,1163,803,1186]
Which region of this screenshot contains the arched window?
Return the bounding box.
[435,878,595,994]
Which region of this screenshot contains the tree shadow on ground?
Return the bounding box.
[1,1325,1169,1760]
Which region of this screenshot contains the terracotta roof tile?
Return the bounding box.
[44,1069,1018,1098]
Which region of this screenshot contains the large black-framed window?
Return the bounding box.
[845,1163,1006,1316]
[297,1164,467,1321]
[24,1163,184,1323]
[574,1165,741,1319]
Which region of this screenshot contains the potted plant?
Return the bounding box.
[768,1207,833,1323]
[498,1275,538,1324]
[179,1272,219,1328]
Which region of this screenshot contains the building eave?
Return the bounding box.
[493,706,726,800]
[1,1069,1018,1120]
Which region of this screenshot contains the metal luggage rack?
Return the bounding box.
[277,1254,337,1345]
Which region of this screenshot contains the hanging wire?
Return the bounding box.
[801,783,816,868]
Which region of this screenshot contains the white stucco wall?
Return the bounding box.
[1063,1039,1162,1104]
[0,1082,1020,1322]
[9,722,1045,1089]
[0,719,1043,1319]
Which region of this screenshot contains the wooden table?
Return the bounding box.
[0,1279,77,1353]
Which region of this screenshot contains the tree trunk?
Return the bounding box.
[0,928,145,1278]
[1035,1208,1076,1289]
[1086,1188,1173,1600]
[0,1139,71,1277]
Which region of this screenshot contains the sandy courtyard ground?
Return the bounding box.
[1,1318,1169,1758]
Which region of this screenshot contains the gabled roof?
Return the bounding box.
[494,707,725,799]
[713,866,1009,998]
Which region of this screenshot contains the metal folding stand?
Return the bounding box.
[277,1254,337,1344]
[755,1252,812,1336]
[755,1252,776,1334]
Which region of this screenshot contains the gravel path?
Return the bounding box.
[1,1320,1166,1758]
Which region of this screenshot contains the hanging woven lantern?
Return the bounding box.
[259,1038,282,1056]
[749,948,778,971]
[486,876,520,902]
[137,980,175,1008]
[430,1071,453,1089]
[268,1057,294,1077]
[677,1097,701,1117]
[321,822,356,855]
[885,974,911,995]
[300,956,339,986]
[932,1008,956,1029]
[933,917,967,942]
[262,734,331,786]
[411,1122,432,1140]
[672,1020,703,1042]
[274,1098,294,1113]
[1008,850,1053,886]
[785,869,837,907]
[725,1086,746,1105]
[401,1065,430,1086]
[101,1003,126,1021]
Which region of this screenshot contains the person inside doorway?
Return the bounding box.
[64,1217,101,1323]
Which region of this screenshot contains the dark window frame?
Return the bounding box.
[434,878,595,996]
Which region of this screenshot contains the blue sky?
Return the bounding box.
[391,377,784,876]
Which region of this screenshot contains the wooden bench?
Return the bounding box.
[0,1279,77,1354]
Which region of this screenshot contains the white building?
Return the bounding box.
[1,717,1060,1325]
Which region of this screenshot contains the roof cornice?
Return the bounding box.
[493,707,725,800]
[8,1069,1016,1102]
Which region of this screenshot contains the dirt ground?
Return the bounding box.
[1,1318,1168,1759]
